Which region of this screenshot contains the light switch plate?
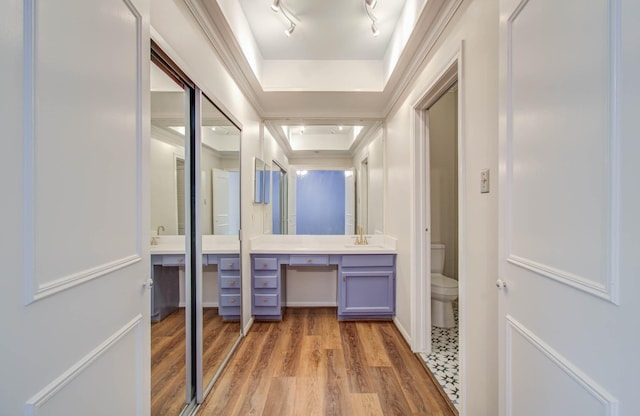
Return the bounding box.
[480,169,490,193]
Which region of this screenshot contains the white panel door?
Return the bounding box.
[212,168,230,235]
[0,0,150,415]
[499,0,640,415]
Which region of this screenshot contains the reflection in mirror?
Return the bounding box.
[254,157,265,203]
[150,59,189,415]
[288,169,355,235]
[200,94,241,394]
[264,121,384,235]
[270,161,288,234]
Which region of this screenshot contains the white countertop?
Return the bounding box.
[150,235,239,255]
[249,234,397,255]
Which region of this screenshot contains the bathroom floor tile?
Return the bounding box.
[420,304,460,411]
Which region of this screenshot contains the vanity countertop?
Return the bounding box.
[249,234,397,255]
[150,235,239,255]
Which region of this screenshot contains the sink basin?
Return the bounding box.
[344,244,384,248]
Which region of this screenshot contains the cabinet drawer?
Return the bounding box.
[289,255,329,266]
[161,255,185,266]
[221,276,240,289]
[254,293,278,307]
[254,257,278,270]
[220,294,241,307]
[220,257,240,270]
[341,254,394,268]
[254,276,277,289]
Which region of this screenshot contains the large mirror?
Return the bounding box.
[150,54,241,414]
[264,121,384,235]
[150,59,190,415]
[199,94,241,394]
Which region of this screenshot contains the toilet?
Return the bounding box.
[431,243,458,328]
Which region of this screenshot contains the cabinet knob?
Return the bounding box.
[177,258,184,263]
[263,298,268,303]
[229,281,236,286]
[228,262,234,267]
[263,263,268,267]
[306,258,312,263]
[262,281,268,286]
[229,298,236,303]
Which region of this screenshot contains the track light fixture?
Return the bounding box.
[364,0,379,37]
[270,0,297,37]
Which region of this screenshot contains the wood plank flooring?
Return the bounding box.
[151,307,241,416]
[198,307,455,416]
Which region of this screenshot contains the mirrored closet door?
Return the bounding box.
[196,94,241,399]
[150,42,242,415]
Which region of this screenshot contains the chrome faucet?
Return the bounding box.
[157,225,165,236]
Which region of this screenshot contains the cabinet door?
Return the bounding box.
[339,270,395,316]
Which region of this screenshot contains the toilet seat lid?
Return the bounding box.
[431,273,458,288]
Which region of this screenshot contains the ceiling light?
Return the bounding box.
[364,0,379,36]
[285,23,296,37]
[271,0,298,37]
[371,22,379,36]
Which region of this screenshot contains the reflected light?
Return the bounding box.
[169,126,185,136]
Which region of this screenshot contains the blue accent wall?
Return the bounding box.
[296,170,345,235]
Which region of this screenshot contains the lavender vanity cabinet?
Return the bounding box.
[215,255,241,320]
[338,254,396,320]
[250,252,396,321]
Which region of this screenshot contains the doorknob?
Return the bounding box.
[144,278,154,289]
[495,279,507,289]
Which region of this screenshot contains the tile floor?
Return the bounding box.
[419,303,460,411]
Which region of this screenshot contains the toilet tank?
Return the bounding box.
[431,243,446,273]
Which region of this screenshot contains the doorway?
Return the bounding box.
[420,82,460,410]
[412,54,465,413]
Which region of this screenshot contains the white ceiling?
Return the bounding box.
[237,0,406,60]
[184,0,459,156]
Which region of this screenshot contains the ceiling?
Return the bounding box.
[237,0,406,61]
[184,0,460,157]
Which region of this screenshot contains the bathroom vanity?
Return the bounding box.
[249,235,397,320]
[150,235,240,321]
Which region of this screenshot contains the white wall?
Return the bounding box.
[152,0,264,332]
[429,89,459,279]
[385,0,499,414]
[150,137,183,235]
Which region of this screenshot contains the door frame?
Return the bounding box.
[411,43,467,409]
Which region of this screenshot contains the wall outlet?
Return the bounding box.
[480,169,490,193]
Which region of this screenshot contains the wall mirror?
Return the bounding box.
[264,120,384,235]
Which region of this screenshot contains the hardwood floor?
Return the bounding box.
[151,307,241,416]
[198,307,455,416]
